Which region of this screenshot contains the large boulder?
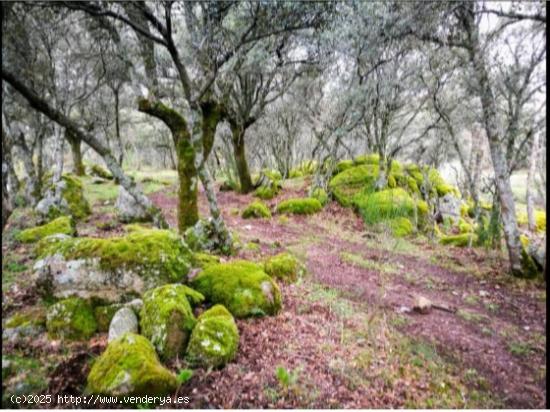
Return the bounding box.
[140,284,199,360]
[33,228,192,303]
[46,297,97,340]
[87,333,178,396]
[116,186,152,223]
[189,260,282,318]
[186,305,239,369]
[108,307,138,343]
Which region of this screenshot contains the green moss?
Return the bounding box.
[190,260,282,318]
[436,183,460,197]
[387,175,397,188]
[16,216,75,243]
[192,252,221,269]
[43,174,91,220]
[334,159,355,174]
[354,154,380,165]
[87,332,178,396]
[311,187,329,206]
[264,252,301,283]
[46,297,97,340]
[519,247,540,279]
[276,198,323,215]
[36,228,192,284]
[458,218,473,234]
[439,233,478,247]
[94,304,123,332]
[245,241,261,252]
[519,234,530,248]
[254,185,280,200]
[388,217,414,237]
[353,188,421,225]
[186,305,239,368]
[328,164,378,206]
[517,210,546,233]
[289,161,317,178]
[140,284,197,360]
[5,306,47,329]
[242,200,271,219]
[88,164,113,180]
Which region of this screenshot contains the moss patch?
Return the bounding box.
[276,198,322,215]
[43,174,91,220]
[192,252,221,269]
[140,285,197,360]
[186,305,239,368]
[254,185,280,200]
[329,164,378,206]
[353,188,422,225]
[311,187,329,206]
[242,200,271,219]
[439,233,478,247]
[190,260,282,318]
[387,217,414,237]
[46,297,97,340]
[264,252,301,283]
[88,164,113,180]
[87,332,178,396]
[36,228,192,284]
[16,216,75,243]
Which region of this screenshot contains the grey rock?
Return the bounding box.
[115,186,152,223]
[108,307,138,343]
[125,298,143,315]
[437,193,461,221]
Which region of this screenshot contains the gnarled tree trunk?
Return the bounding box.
[526,131,540,233]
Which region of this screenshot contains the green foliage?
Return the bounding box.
[192,252,221,269]
[186,304,239,368]
[177,369,194,384]
[190,260,282,318]
[36,228,192,283]
[264,252,301,283]
[439,233,478,247]
[254,185,280,200]
[242,200,272,219]
[87,333,178,396]
[289,161,317,178]
[275,365,299,388]
[276,198,323,215]
[388,217,414,237]
[353,188,420,225]
[517,209,546,233]
[140,284,197,360]
[16,216,75,243]
[46,297,97,340]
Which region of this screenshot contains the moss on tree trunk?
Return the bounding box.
[231,127,254,194]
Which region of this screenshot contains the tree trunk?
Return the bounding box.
[137,99,198,232]
[52,127,65,203]
[114,87,124,166]
[463,5,524,276]
[67,130,85,176]
[17,133,40,206]
[36,131,44,195]
[526,131,539,233]
[2,69,167,228]
[230,125,254,193]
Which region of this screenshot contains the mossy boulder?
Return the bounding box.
[3,306,47,342]
[276,198,323,215]
[140,285,197,360]
[46,297,97,340]
[116,186,153,223]
[439,233,478,247]
[311,187,329,206]
[184,219,229,253]
[40,174,91,220]
[353,188,423,225]
[254,185,280,200]
[87,333,178,396]
[87,163,113,180]
[328,164,378,206]
[186,305,239,368]
[242,200,271,219]
[190,260,282,318]
[34,228,192,302]
[458,218,474,234]
[192,252,221,269]
[16,216,75,244]
[264,252,301,283]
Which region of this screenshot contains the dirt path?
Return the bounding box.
[150,181,546,408]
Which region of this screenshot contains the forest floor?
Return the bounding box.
[2,171,546,408]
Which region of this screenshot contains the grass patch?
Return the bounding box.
[340,251,399,274]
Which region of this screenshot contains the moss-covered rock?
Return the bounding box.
[353,188,422,225]
[439,233,478,247]
[34,228,192,302]
[3,306,47,342]
[242,200,271,219]
[46,297,97,340]
[140,285,197,360]
[254,185,280,200]
[329,164,378,206]
[183,219,234,254]
[42,174,91,220]
[190,260,282,318]
[311,187,329,206]
[354,153,380,165]
[387,217,414,237]
[16,216,75,244]
[264,252,301,283]
[87,333,178,396]
[276,198,322,215]
[458,218,474,234]
[88,164,113,180]
[186,305,239,369]
[192,252,221,269]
